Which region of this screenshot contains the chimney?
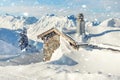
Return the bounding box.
[77,13,85,36]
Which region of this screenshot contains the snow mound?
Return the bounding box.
[0,40,21,54]
[100,18,120,27]
[50,36,74,61]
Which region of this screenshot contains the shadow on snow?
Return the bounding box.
[48,55,78,66]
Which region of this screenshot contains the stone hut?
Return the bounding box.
[37,28,78,61]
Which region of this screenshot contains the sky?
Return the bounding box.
[0,0,119,21]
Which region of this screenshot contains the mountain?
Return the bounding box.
[0,14,25,29]
[0,14,38,30]
[0,14,120,48]
[27,15,76,41]
[1,14,120,48]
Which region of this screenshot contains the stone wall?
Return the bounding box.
[43,34,60,61]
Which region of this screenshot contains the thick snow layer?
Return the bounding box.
[50,36,74,61]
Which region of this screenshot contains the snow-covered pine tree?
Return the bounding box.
[19,27,28,51]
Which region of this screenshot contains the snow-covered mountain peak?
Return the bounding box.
[99,18,120,27]
[0,14,39,30]
[0,15,25,30]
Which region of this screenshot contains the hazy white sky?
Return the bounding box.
[0,0,119,21]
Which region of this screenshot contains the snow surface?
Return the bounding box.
[0,36,120,80]
[0,62,114,80]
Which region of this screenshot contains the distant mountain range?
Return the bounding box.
[0,14,120,54]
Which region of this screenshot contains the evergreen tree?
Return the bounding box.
[19,28,28,51]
